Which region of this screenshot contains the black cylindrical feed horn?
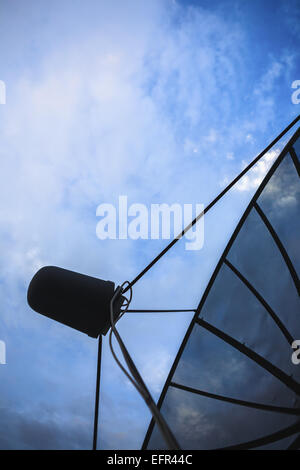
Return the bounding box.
[27,266,123,337]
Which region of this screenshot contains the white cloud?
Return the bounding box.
[141,350,173,394]
[245,133,254,144]
[204,128,218,144]
[234,149,280,192]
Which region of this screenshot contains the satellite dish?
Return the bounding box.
[25,118,300,450]
[143,128,300,450]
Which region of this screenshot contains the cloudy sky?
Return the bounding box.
[0,0,299,449]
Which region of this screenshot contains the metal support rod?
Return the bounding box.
[126,309,196,313]
[93,335,102,450]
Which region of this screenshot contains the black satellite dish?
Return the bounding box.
[143,126,300,450]
[26,117,300,450]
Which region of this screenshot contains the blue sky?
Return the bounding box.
[0,0,299,449]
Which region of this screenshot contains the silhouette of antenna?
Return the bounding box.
[27,114,300,450]
[142,122,300,450]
